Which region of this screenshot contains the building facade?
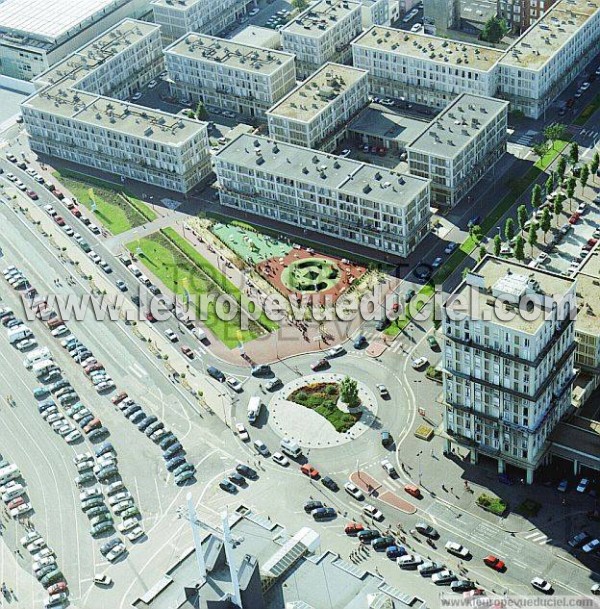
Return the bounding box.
[281,0,362,79]
[0,0,150,80]
[407,93,508,207]
[214,134,431,257]
[266,63,369,151]
[497,0,558,33]
[165,34,296,120]
[352,27,503,108]
[22,20,211,193]
[151,0,248,42]
[423,0,460,35]
[443,257,577,483]
[360,0,392,27]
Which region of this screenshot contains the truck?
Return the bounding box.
[23,347,51,369]
[247,396,262,425]
[32,359,58,379]
[7,326,32,345]
[280,437,302,459]
[191,327,207,342]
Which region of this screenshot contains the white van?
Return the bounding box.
[247,396,262,425]
[2,483,26,503]
[0,464,20,485]
[24,347,51,369]
[7,326,32,345]
[280,437,302,459]
[192,327,207,342]
[32,359,57,379]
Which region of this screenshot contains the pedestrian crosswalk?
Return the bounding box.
[513,130,537,146]
[128,363,148,379]
[524,531,551,545]
[355,330,407,354]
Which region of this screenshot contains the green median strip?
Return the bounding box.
[575,92,600,126]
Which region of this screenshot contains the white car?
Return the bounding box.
[226,377,243,392]
[131,91,142,101]
[236,422,249,441]
[88,251,101,264]
[531,577,552,593]
[412,357,429,369]
[27,538,46,552]
[16,338,37,351]
[51,325,69,337]
[33,556,57,572]
[381,459,397,477]
[272,452,289,467]
[94,574,113,586]
[431,256,443,268]
[577,478,589,493]
[96,380,115,392]
[106,481,125,496]
[106,544,127,562]
[339,149,351,157]
[99,261,112,273]
[326,345,345,358]
[113,500,134,515]
[57,424,73,436]
[535,252,549,265]
[164,329,178,342]
[445,541,470,558]
[147,80,158,89]
[46,413,63,424]
[63,225,74,236]
[581,81,590,91]
[126,526,144,541]
[21,531,41,547]
[118,518,139,532]
[582,538,600,553]
[363,504,384,521]
[65,429,82,443]
[80,488,102,501]
[344,482,365,500]
[410,23,423,32]
[108,491,131,506]
[33,547,55,561]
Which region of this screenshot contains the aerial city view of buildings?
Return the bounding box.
[0,0,599,606]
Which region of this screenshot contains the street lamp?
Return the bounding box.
[417,450,423,485]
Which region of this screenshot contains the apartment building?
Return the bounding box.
[22,20,211,193]
[214,134,431,256]
[165,34,296,120]
[443,257,577,483]
[266,63,369,151]
[151,0,247,41]
[352,26,504,108]
[498,0,600,119]
[498,0,558,33]
[407,93,508,207]
[281,0,362,79]
[360,0,391,27]
[0,0,150,80]
[423,0,460,35]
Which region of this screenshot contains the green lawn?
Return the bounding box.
[534,139,570,170]
[53,169,157,235]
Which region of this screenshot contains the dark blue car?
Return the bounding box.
[386,545,407,559]
[166,456,186,472]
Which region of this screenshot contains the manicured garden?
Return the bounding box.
[282,257,340,293]
[288,382,360,433]
[53,169,156,234]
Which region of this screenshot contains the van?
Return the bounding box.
[0,464,20,485]
[280,437,302,459]
[8,326,32,344]
[33,359,58,379]
[192,327,207,342]
[24,347,51,369]
[247,396,262,424]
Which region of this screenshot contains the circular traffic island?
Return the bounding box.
[268,374,378,448]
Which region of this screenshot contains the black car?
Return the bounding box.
[166,456,186,472]
[450,580,475,593]
[138,415,157,431]
[304,500,324,513]
[357,529,380,543]
[207,366,225,382]
[124,404,141,417]
[251,364,270,377]
[321,476,339,491]
[131,296,141,306]
[100,538,121,556]
[235,464,257,479]
[381,430,392,447]
[375,318,389,331]
[353,335,367,349]
[129,411,146,424]
[219,479,237,493]
[159,433,177,450]
[95,442,114,457]
[88,427,109,442]
[312,507,336,520]
[79,414,94,428]
[163,442,183,460]
[415,523,439,538]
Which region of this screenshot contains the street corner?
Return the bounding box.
[350,470,417,515]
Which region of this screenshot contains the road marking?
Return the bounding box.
[524,531,550,545]
[128,363,147,379]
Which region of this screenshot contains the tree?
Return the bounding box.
[557,156,567,182]
[543,123,566,144]
[469,224,483,244]
[514,235,525,261]
[566,176,577,209]
[531,184,542,209]
[493,234,502,257]
[545,175,554,197]
[580,164,589,194]
[569,142,579,166]
[517,204,528,233]
[479,244,487,260]
[195,101,208,120]
[553,197,564,226]
[591,151,599,183]
[504,217,515,242]
[540,207,551,242]
[532,140,550,160]
[291,0,309,10]
[527,224,537,256]
[481,15,508,43]
[340,376,360,408]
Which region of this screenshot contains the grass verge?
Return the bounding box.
[575,93,600,126]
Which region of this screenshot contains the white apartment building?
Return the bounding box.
[443,257,577,483]
[266,63,369,151]
[151,0,248,41]
[0,0,150,80]
[214,134,431,256]
[281,0,362,79]
[360,0,391,28]
[22,20,211,193]
[498,0,600,119]
[165,34,296,120]
[352,26,504,108]
[407,93,508,207]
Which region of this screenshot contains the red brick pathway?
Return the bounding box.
[350,471,416,515]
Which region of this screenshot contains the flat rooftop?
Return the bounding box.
[446,256,575,334]
[151,0,200,9]
[282,0,361,38]
[349,105,428,145]
[217,134,429,207]
[0,0,127,44]
[35,19,159,88]
[407,93,508,157]
[501,0,600,70]
[165,33,294,75]
[574,247,600,334]
[267,63,367,122]
[232,25,281,49]
[352,26,504,71]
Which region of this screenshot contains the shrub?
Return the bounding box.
[325,384,337,396]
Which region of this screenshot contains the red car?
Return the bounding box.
[344,522,364,536]
[7,496,25,510]
[47,582,68,595]
[146,311,156,322]
[71,206,81,217]
[83,418,101,434]
[310,359,329,371]
[27,190,38,200]
[54,190,64,200]
[181,346,194,359]
[85,363,104,375]
[588,238,598,247]
[483,555,505,571]
[111,392,128,405]
[300,464,319,479]
[54,216,65,226]
[569,213,581,224]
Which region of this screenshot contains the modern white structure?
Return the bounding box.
[151,0,248,42]
[360,0,391,28]
[281,0,362,78]
[0,0,150,80]
[22,19,211,193]
[352,26,504,108]
[214,134,431,256]
[443,257,577,483]
[165,34,296,120]
[407,93,509,207]
[266,63,369,151]
[498,0,600,119]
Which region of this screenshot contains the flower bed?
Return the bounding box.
[477,493,508,516]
